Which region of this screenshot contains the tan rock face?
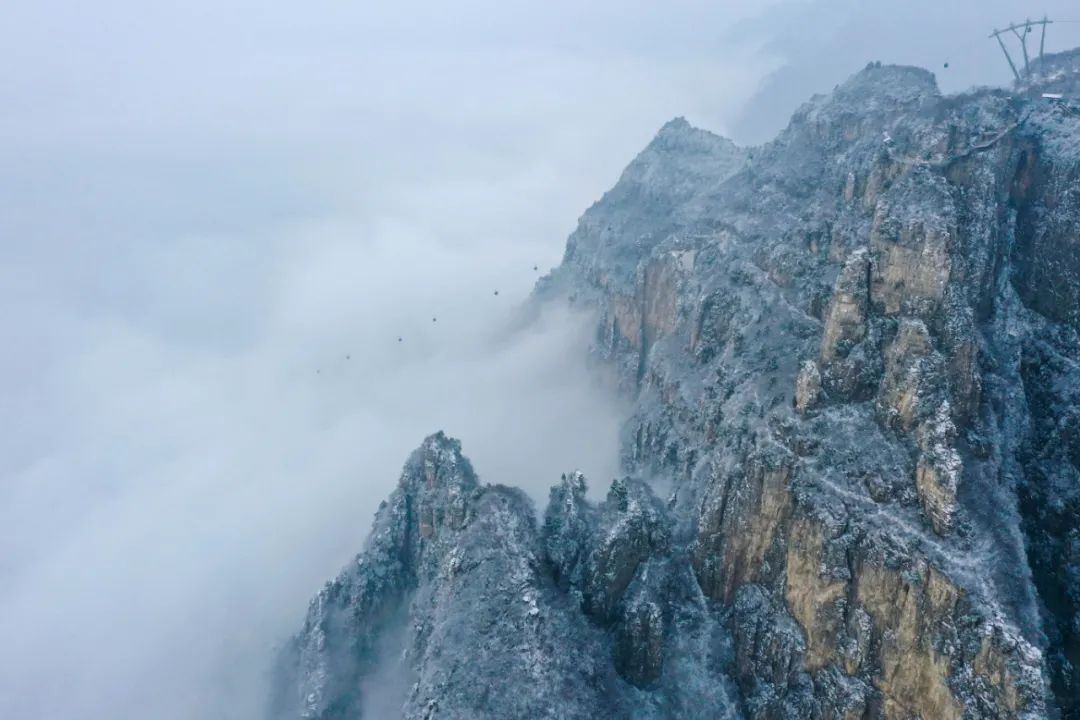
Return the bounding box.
[693,454,794,603]
[869,205,952,317]
[784,519,846,671]
[640,253,685,350]
[857,563,963,720]
[914,440,960,535]
[604,251,689,378]
[611,294,642,351]
[820,249,871,362]
[878,319,934,432]
[840,606,874,677]
[285,60,1080,719]
[877,321,960,534]
[816,247,881,403]
[973,632,1022,715]
[779,512,1037,720]
[862,161,899,210]
[794,360,823,414]
[550,65,1063,718]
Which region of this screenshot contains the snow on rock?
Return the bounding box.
[273,47,1080,720]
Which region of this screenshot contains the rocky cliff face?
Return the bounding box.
[273,53,1080,719]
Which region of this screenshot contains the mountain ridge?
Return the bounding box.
[272,51,1080,719]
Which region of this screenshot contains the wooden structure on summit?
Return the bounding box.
[990,17,1052,81]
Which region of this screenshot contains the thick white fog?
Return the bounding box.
[2,1,1079,718]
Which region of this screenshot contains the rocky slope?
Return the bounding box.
[272,52,1080,719]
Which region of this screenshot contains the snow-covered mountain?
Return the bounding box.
[271,50,1080,719]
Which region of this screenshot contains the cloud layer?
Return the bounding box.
[3,1,1076,717]
[0,2,772,717]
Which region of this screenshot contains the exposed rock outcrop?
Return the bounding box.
[274,51,1080,719]
[272,434,617,720]
[542,57,1080,718]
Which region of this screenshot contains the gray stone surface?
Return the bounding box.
[273,51,1080,719]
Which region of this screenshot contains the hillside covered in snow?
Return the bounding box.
[271,49,1080,720]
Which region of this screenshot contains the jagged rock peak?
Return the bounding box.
[838,62,939,101]
[399,430,475,489]
[272,435,613,720]
[636,116,743,170]
[275,49,1080,720]
[649,116,740,154]
[553,50,1080,719]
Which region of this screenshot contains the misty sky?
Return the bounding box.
[3,1,1080,718]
